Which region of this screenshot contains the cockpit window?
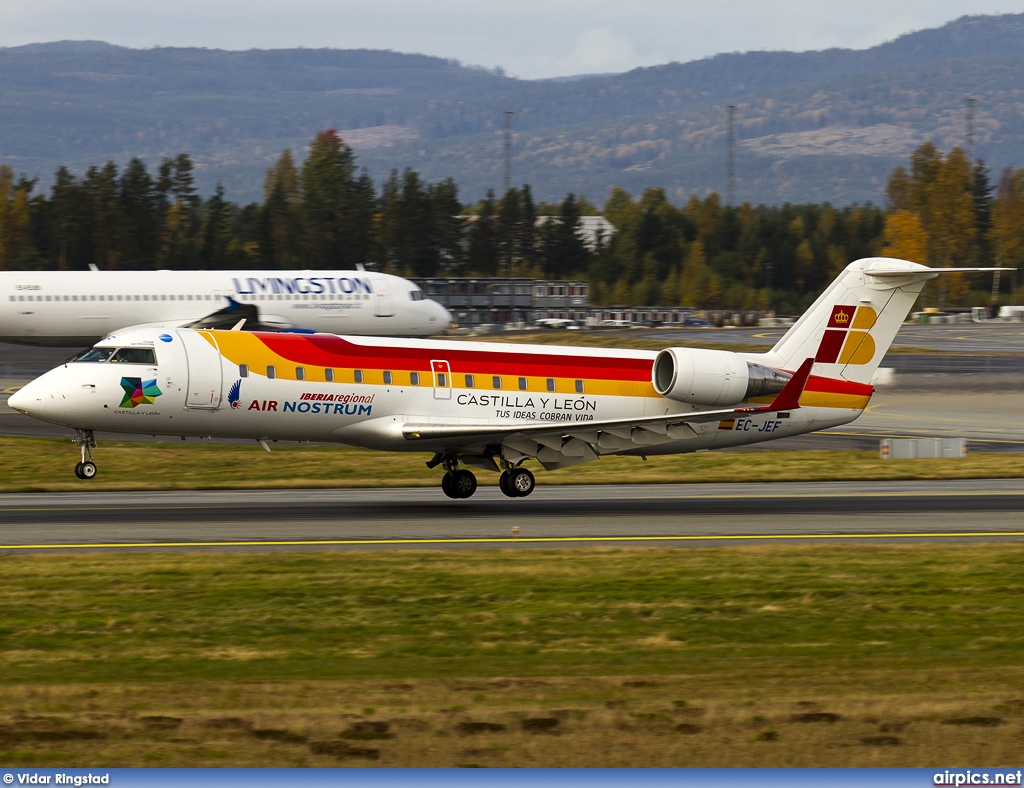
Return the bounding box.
[72,347,116,363]
[409,290,424,301]
[71,347,156,364]
[110,347,157,364]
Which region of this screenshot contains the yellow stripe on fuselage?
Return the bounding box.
[202,331,864,408]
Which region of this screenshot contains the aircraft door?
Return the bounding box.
[431,359,452,400]
[178,330,223,409]
[372,277,395,317]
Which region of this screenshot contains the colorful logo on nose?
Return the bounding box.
[120,377,162,408]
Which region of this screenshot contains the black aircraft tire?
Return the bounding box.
[451,469,478,499]
[498,471,516,498]
[509,467,535,497]
[441,472,458,499]
[74,462,84,479]
[79,461,97,480]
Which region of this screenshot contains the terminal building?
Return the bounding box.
[414,277,698,328]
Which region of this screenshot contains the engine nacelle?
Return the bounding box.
[652,347,791,407]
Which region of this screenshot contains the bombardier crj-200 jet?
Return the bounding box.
[9,259,1001,497]
[0,268,451,346]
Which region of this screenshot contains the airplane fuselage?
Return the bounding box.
[0,269,450,345]
[13,327,868,457]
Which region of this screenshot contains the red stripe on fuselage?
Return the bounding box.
[803,374,873,396]
[258,333,655,382]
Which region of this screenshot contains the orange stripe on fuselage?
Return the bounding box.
[205,332,873,408]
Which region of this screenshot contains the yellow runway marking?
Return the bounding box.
[4,531,1024,550]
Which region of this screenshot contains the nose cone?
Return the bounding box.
[430,300,453,330]
[6,372,68,424]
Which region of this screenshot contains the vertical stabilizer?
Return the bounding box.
[757,258,947,385]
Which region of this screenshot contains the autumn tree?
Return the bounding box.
[881,210,929,263]
[990,167,1024,298]
[260,149,302,268]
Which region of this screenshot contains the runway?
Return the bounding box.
[2,480,1022,552]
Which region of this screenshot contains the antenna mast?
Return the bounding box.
[726,104,737,207]
[965,96,977,162]
[503,109,516,192]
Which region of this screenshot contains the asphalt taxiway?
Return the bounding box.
[2,480,1022,552]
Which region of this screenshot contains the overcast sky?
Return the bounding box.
[4,1,1024,79]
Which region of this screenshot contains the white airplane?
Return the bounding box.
[0,268,451,346]
[9,258,1002,497]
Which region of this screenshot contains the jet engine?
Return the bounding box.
[652,347,791,407]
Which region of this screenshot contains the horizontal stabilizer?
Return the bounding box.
[866,266,1010,277]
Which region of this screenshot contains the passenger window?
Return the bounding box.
[383,371,393,385]
[354,370,364,383]
[410,372,420,386]
[492,376,502,389]
[518,377,527,391]
[296,367,305,381]
[546,378,555,392]
[575,380,584,393]
[239,364,249,378]
[465,374,474,388]
[267,365,276,379]
[437,373,447,387]
[325,368,335,382]
[109,347,156,365]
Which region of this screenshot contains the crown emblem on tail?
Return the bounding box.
[833,309,850,324]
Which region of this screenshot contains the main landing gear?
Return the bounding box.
[72,429,98,480]
[429,453,536,499]
[498,466,535,498]
[441,468,477,499]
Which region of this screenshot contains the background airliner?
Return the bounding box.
[9,259,1002,497]
[0,268,451,346]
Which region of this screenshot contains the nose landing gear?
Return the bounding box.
[72,430,98,480]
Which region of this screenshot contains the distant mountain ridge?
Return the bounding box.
[2,13,1024,204]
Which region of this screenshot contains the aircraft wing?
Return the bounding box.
[182,298,301,332]
[405,358,813,470]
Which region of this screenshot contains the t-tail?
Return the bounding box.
[756,257,1007,385]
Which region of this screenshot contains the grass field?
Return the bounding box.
[3,436,1023,492]
[2,545,1024,766]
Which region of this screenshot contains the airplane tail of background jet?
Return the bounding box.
[757,258,1006,384]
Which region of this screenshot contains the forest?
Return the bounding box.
[1,131,1022,312]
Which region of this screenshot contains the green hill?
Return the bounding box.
[3,13,1024,204]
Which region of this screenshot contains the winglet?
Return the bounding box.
[766,357,813,412]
